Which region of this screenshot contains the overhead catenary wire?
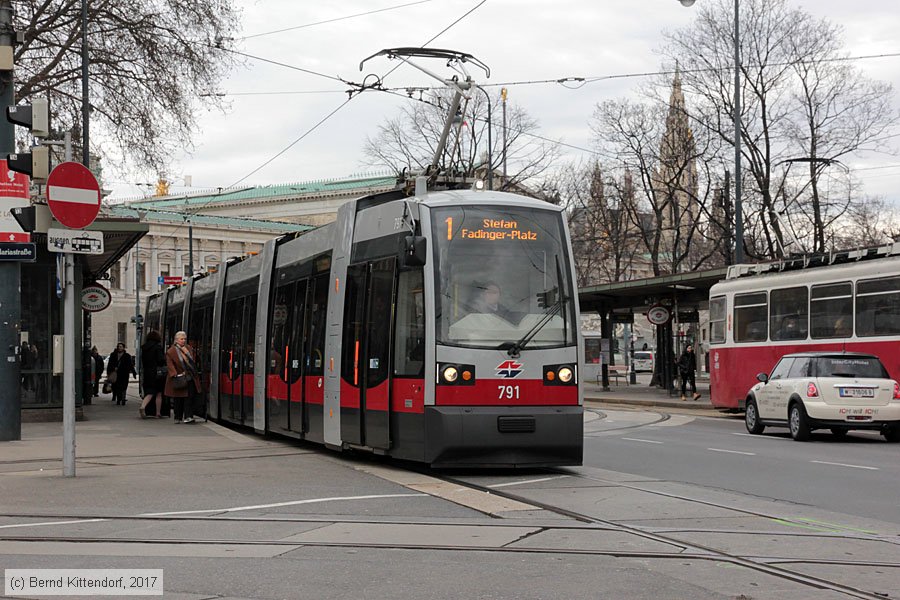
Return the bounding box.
[237,0,438,41]
[142,0,487,256]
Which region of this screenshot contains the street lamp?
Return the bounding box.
[678,0,743,264]
[473,85,493,190]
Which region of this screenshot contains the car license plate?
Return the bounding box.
[839,387,875,398]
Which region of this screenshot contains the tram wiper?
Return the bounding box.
[505,256,568,358]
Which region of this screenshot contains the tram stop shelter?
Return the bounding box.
[16,203,148,420]
[578,267,729,393]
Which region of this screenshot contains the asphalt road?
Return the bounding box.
[584,407,900,524]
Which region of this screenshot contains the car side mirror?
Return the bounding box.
[756,372,769,383]
[399,235,427,267]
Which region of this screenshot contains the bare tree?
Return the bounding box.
[662,0,899,258]
[14,0,241,174]
[830,195,899,249]
[363,90,560,190]
[590,96,725,276]
[557,160,643,286]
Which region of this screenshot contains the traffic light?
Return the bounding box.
[7,99,49,137]
[5,98,50,180]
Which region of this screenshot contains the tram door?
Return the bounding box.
[267,280,308,435]
[341,258,396,449]
[221,294,257,426]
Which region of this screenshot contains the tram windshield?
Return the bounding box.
[432,205,577,350]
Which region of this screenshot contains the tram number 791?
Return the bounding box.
[498,385,520,400]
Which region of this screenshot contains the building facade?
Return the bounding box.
[92,174,400,355]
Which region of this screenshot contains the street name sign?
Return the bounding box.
[0,241,36,261]
[47,228,104,255]
[47,162,101,229]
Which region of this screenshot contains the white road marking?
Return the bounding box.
[487,476,567,489]
[0,519,106,530]
[811,460,878,471]
[731,433,788,440]
[141,493,426,516]
[707,447,756,456]
[621,438,664,444]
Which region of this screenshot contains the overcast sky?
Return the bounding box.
[107,0,900,207]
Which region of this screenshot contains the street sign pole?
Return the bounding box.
[0,0,21,442]
[46,161,100,477]
[62,252,75,476]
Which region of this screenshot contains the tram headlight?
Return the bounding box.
[443,366,459,383]
[544,363,576,386]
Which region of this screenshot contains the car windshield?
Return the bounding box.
[432,205,576,350]
[815,357,888,378]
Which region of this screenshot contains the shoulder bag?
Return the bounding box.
[171,347,193,391]
[154,346,168,380]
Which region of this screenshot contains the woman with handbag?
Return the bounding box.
[107,342,137,405]
[139,331,166,418]
[165,331,201,424]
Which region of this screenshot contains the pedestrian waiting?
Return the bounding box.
[107,342,137,405]
[165,330,202,424]
[677,344,701,401]
[139,330,167,419]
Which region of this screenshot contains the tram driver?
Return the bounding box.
[467,280,515,322]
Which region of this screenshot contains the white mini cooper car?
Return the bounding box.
[745,352,900,442]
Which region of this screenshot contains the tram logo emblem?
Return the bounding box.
[496,360,523,378]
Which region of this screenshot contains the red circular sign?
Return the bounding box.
[647,304,671,326]
[81,282,112,312]
[46,162,101,229]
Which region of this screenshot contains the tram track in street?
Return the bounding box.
[0,514,897,600]
[430,471,899,599]
[582,408,671,434]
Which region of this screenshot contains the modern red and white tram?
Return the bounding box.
[708,244,900,410]
[145,183,584,467]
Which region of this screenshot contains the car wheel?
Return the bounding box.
[745,399,765,435]
[883,426,900,443]
[830,427,848,439]
[789,402,811,441]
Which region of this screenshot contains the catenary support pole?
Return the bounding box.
[732,0,743,264]
[134,239,141,384]
[0,0,21,442]
[81,0,89,168]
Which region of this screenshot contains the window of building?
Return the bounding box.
[160,263,170,278]
[137,262,147,290]
[734,292,767,342]
[769,287,808,341]
[856,276,900,337]
[810,282,852,339]
[109,262,121,289]
[709,296,726,344]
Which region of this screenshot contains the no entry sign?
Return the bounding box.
[47,162,101,229]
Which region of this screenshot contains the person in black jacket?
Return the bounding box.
[139,331,166,418]
[107,342,137,405]
[91,346,104,397]
[677,344,700,401]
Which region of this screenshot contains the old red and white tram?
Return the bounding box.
[708,244,900,410]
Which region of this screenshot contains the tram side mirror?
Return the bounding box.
[400,235,427,267]
[756,372,769,383]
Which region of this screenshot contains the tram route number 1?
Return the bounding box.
[498,385,520,400]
